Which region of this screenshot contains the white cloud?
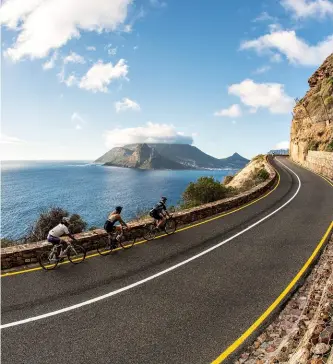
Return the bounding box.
[115,98,141,112]
[281,0,333,19]
[214,104,242,117]
[42,51,58,69]
[241,30,333,66]
[253,11,276,22]
[150,0,167,8]
[254,65,271,74]
[65,74,78,87]
[228,79,294,114]
[105,44,118,56]
[71,112,85,129]
[123,24,132,33]
[64,51,85,64]
[1,0,132,61]
[79,59,128,93]
[274,141,290,149]
[86,46,96,51]
[0,133,25,144]
[104,122,193,149]
[270,53,283,63]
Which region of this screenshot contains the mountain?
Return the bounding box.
[219,153,250,168]
[95,143,249,170]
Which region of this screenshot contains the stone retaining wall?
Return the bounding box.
[303,151,333,181]
[1,158,277,271]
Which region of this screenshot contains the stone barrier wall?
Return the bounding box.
[304,151,333,180]
[1,158,277,271]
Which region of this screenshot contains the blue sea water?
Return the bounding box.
[1,161,238,240]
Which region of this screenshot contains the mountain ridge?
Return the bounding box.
[95,143,249,170]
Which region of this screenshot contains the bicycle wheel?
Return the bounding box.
[39,249,59,270]
[164,218,176,235]
[67,244,86,264]
[142,224,157,241]
[119,232,136,249]
[96,236,115,256]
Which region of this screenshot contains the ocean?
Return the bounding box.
[1,161,238,240]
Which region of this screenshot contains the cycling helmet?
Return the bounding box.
[160,196,167,203]
[115,206,123,213]
[62,217,70,225]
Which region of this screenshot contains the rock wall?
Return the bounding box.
[290,53,333,164]
[304,151,333,180]
[1,158,277,271]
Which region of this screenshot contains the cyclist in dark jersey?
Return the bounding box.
[150,197,170,229]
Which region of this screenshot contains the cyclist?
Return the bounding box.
[149,196,170,229]
[104,206,130,244]
[47,217,75,258]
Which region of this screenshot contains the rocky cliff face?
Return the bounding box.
[290,53,333,163]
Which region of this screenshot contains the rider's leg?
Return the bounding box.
[59,239,69,257]
[115,226,124,242]
[156,215,165,229]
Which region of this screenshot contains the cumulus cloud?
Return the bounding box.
[241,30,333,66]
[214,104,242,117]
[79,59,128,92]
[86,46,96,51]
[281,0,333,19]
[0,133,25,144]
[42,51,58,70]
[64,51,85,64]
[104,122,193,149]
[71,112,85,129]
[115,98,141,112]
[274,141,290,149]
[0,0,132,61]
[228,79,294,114]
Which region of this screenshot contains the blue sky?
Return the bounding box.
[1,0,333,160]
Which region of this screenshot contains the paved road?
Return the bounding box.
[1,157,333,364]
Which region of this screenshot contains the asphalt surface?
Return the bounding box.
[1,157,333,364]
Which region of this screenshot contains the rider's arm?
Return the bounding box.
[162,204,170,217]
[118,216,129,229]
[63,225,75,241]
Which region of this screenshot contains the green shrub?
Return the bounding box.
[257,168,269,181]
[25,207,87,242]
[181,176,233,208]
[308,140,319,151]
[1,238,17,248]
[326,140,333,152]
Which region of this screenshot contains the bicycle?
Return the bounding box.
[39,239,86,270]
[142,215,177,241]
[96,227,136,256]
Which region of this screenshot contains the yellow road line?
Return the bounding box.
[211,221,333,364]
[1,160,281,278]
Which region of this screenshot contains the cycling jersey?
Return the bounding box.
[48,223,69,238]
[153,202,167,213]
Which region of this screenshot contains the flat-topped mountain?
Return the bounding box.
[95,143,249,170]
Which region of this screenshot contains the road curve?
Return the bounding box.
[1,157,333,364]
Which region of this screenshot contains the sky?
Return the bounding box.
[1,0,333,160]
